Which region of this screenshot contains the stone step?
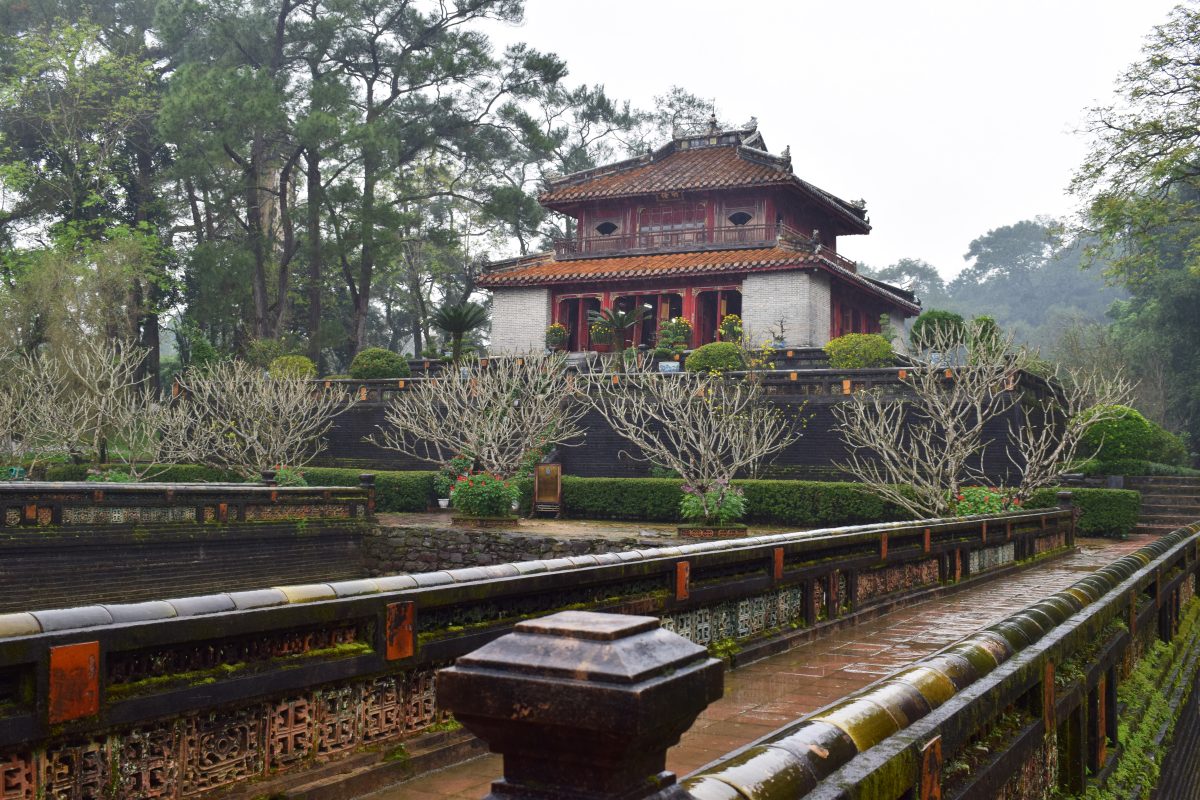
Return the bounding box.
[1125,477,1200,489]
[1140,503,1200,516]
[1132,524,1188,536]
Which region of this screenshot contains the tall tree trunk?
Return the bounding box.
[246,142,270,341]
[306,146,323,367]
[353,146,379,355]
[132,127,160,389]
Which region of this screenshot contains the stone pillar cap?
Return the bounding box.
[455,610,707,684]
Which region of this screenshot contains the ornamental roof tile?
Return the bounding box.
[478,246,919,314]
[540,127,870,233]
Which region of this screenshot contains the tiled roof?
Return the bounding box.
[540,128,870,234]
[541,146,790,203]
[479,246,920,313]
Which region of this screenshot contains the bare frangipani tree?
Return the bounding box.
[170,359,353,479]
[369,354,587,478]
[832,320,1030,519]
[584,367,804,520]
[1009,365,1134,499]
[833,319,1135,518]
[0,349,65,470]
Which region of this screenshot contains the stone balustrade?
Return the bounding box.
[0,506,1074,799]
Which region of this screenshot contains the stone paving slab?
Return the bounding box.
[358,535,1152,799]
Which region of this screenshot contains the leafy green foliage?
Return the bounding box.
[1076,459,1200,477]
[951,487,1020,516]
[558,477,915,525]
[273,466,307,487]
[717,314,743,343]
[823,333,894,369]
[1026,487,1141,538]
[684,342,745,374]
[587,307,648,353]
[653,317,692,358]
[434,455,474,498]
[1081,405,1187,465]
[432,302,488,363]
[300,468,436,512]
[909,309,965,348]
[449,473,519,517]
[269,355,317,380]
[349,348,410,380]
[679,483,746,524]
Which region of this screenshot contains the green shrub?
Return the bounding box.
[717,314,743,343]
[1080,405,1186,464]
[300,467,436,512]
[269,355,317,379]
[1076,458,1200,477]
[910,309,965,348]
[653,317,692,359]
[685,342,745,374]
[823,333,894,369]
[349,347,410,380]
[558,477,915,525]
[245,338,285,368]
[450,472,520,517]
[1026,487,1140,538]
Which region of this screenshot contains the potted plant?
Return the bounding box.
[589,318,615,353]
[717,313,743,343]
[653,317,692,361]
[677,480,749,538]
[450,471,521,527]
[435,454,473,509]
[545,322,569,351]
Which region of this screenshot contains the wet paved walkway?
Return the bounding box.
[362,535,1153,800]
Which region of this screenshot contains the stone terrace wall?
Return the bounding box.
[313,369,1035,484]
[0,481,372,612]
[0,521,367,613]
[362,525,656,574]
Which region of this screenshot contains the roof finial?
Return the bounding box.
[781,144,791,168]
[708,108,719,135]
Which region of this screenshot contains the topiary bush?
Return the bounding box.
[823,333,894,369]
[1026,487,1140,538]
[450,472,519,517]
[685,341,745,374]
[301,467,436,511]
[268,355,317,379]
[349,347,411,380]
[1080,405,1186,464]
[910,309,965,348]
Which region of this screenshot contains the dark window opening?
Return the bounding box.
[595,221,618,236]
[728,211,753,226]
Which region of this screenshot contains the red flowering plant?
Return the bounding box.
[449,472,520,517]
[950,486,1020,516]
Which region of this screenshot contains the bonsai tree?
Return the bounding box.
[587,306,648,359]
[433,301,488,364]
[909,309,965,355]
[653,317,692,359]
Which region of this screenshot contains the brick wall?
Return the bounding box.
[742,270,832,347]
[489,287,551,354]
[0,520,367,613]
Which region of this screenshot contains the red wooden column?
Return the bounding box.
[682,289,697,340]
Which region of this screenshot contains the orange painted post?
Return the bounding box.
[675,561,691,601]
[386,601,416,660]
[1043,661,1056,734]
[981,521,988,544]
[880,532,888,560]
[919,735,942,800]
[924,527,931,553]
[48,642,100,723]
[773,548,784,580]
[841,379,852,395]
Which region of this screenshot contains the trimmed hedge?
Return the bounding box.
[300,467,436,513]
[558,477,914,526]
[1077,459,1200,478]
[1027,487,1141,538]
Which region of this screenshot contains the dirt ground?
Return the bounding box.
[373,510,797,541]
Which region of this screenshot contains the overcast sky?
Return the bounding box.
[491,1,1178,279]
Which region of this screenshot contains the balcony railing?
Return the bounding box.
[552,221,861,273]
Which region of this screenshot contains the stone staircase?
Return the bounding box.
[1126,476,1200,536]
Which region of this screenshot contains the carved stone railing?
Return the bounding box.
[0,507,1073,799]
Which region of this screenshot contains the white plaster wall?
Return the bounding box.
[488,288,551,354]
[742,270,829,347]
